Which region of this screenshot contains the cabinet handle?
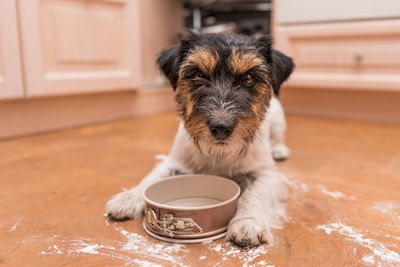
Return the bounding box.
[353,52,363,63]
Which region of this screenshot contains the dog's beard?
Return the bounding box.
[193,132,249,158]
[197,140,245,158]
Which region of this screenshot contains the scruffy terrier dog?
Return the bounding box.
[107,33,294,247]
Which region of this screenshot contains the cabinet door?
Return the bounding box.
[19,0,141,97]
[0,0,24,99]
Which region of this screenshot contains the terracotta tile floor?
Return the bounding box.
[1,112,399,266]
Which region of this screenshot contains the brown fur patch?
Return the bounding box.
[175,79,197,121]
[254,82,269,95]
[251,101,263,116]
[235,116,261,144]
[176,49,217,122]
[251,82,271,117]
[230,48,264,74]
[185,97,195,116]
[185,112,209,142]
[182,48,218,76]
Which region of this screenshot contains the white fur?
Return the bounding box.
[106,96,289,246]
[268,97,290,160]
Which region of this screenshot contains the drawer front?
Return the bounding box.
[293,35,400,72]
[276,0,400,24]
[275,20,400,91]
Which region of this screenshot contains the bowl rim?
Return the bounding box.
[142,174,240,211]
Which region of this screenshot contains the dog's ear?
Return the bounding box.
[157,44,181,90]
[255,35,273,64]
[157,32,198,90]
[256,36,295,96]
[271,49,295,96]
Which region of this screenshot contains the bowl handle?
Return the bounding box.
[145,208,203,237]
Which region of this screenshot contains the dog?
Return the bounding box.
[106,33,294,247]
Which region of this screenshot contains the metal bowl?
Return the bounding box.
[143,174,240,243]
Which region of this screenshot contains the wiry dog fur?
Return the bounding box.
[106,33,294,247]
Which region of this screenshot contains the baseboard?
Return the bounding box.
[0,89,176,140]
[280,86,400,123]
[2,86,397,140]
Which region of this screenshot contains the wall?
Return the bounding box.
[139,0,184,88]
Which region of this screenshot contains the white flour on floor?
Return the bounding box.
[32,219,275,266]
[318,185,356,200]
[37,224,188,266]
[373,201,400,219]
[73,240,108,255]
[132,258,162,267]
[9,219,20,232]
[201,240,272,265]
[317,222,400,266]
[40,238,116,256]
[117,226,187,266]
[300,183,309,192]
[362,254,376,265]
[248,261,275,267]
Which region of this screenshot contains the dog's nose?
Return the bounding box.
[208,118,235,140]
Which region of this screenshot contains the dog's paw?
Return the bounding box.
[272,144,290,161]
[106,188,145,221]
[226,217,271,247]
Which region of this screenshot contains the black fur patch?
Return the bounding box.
[270,50,295,96]
[231,172,257,193]
[156,44,181,90]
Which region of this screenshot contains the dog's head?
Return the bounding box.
[157,33,294,155]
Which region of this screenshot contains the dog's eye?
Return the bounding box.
[195,72,204,79]
[244,74,254,86]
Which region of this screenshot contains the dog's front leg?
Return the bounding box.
[268,97,290,161]
[226,170,288,247]
[106,160,172,220]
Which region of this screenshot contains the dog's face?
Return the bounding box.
[157,33,293,155]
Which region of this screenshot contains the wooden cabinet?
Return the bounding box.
[0,0,183,99]
[0,0,24,99]
[274,0,400,122]
[274,1,400,92]
[18,0,141,97]
[275,20,400,91]
[0,0,182,139]
[276,0,400,24]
